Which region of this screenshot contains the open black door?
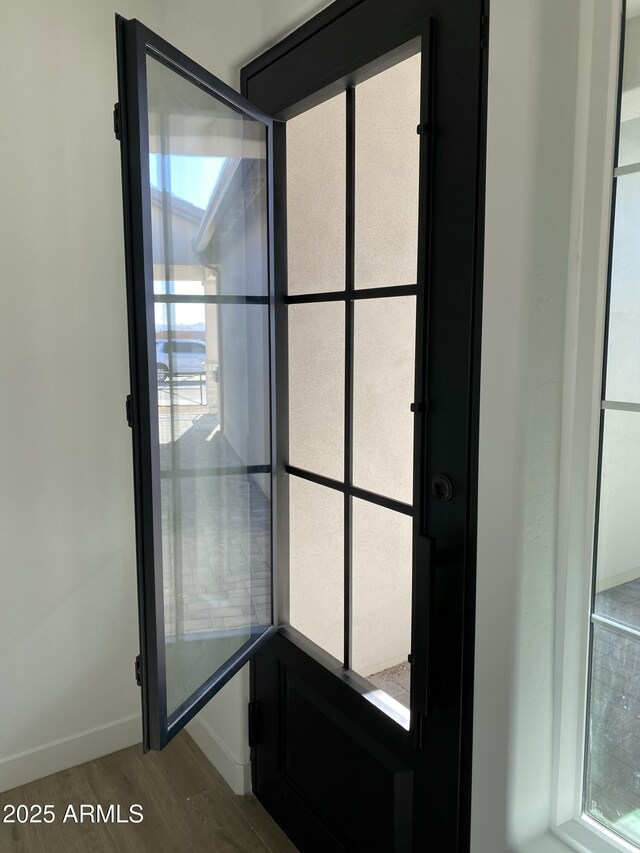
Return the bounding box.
[115,16,278,751]
[116,0,487,849]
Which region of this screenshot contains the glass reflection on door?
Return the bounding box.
[146,55,272,717]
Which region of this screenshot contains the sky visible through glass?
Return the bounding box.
[151,152,226,327]
[149,153,226,210]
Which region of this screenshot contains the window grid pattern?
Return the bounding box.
[285,85,418,673]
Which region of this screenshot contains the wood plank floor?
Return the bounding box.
[0,732,298,852]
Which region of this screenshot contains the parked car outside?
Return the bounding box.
[155,339,206,382]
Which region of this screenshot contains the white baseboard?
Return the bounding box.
[186,716,251,796]
[0,713,251,798]
[0,714,141,795]
[596,566,640,593]
[514,831,574,853]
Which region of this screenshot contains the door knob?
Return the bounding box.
[431,473,453,501]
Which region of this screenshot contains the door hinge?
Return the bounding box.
[126,394,133,428]
[135,654,142,687]
[480,14,489,50]
[416,122,432,137]
[113,102,121,140]
[248,700,259,748]
[417,712,426,750]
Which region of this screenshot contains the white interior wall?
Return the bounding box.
[0,0,329,796]
[472,1,581,851]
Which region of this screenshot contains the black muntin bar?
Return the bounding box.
[159,465,271,480]
[409,21,435,732]
[286,283,417,304]
[286,465,413,518]
[154,294,268,305]
[344,87,356,670]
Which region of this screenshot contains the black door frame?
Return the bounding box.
[242,1,488,848]
[115,16,279,752]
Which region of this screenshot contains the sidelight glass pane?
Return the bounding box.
[353,297,416,504]
[594,410,640,632]
[605,173,640,404]
[352,500,412,720]
[288,302,345,480]
[617,118,640,169]
[618,3,640,169]
[146,55,272,718]
[289,477,344,661]
[585,624,640,845]
[287,93,346,295]
[355,53,421,289]
[586,11,640,845]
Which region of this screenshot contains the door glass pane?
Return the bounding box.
[355,53,420,289]
[605,173,640,403]
[155,302,211,407]
[163,472,271,716]
[147,55,272,718]
[287,93,346,295]
[288,302,345,480]
[594,410,640,632]
[289,477,344,661]
[353,296,416,503]
[585,624,640,843]
[352,499,412,727]
[284,44,421,726]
